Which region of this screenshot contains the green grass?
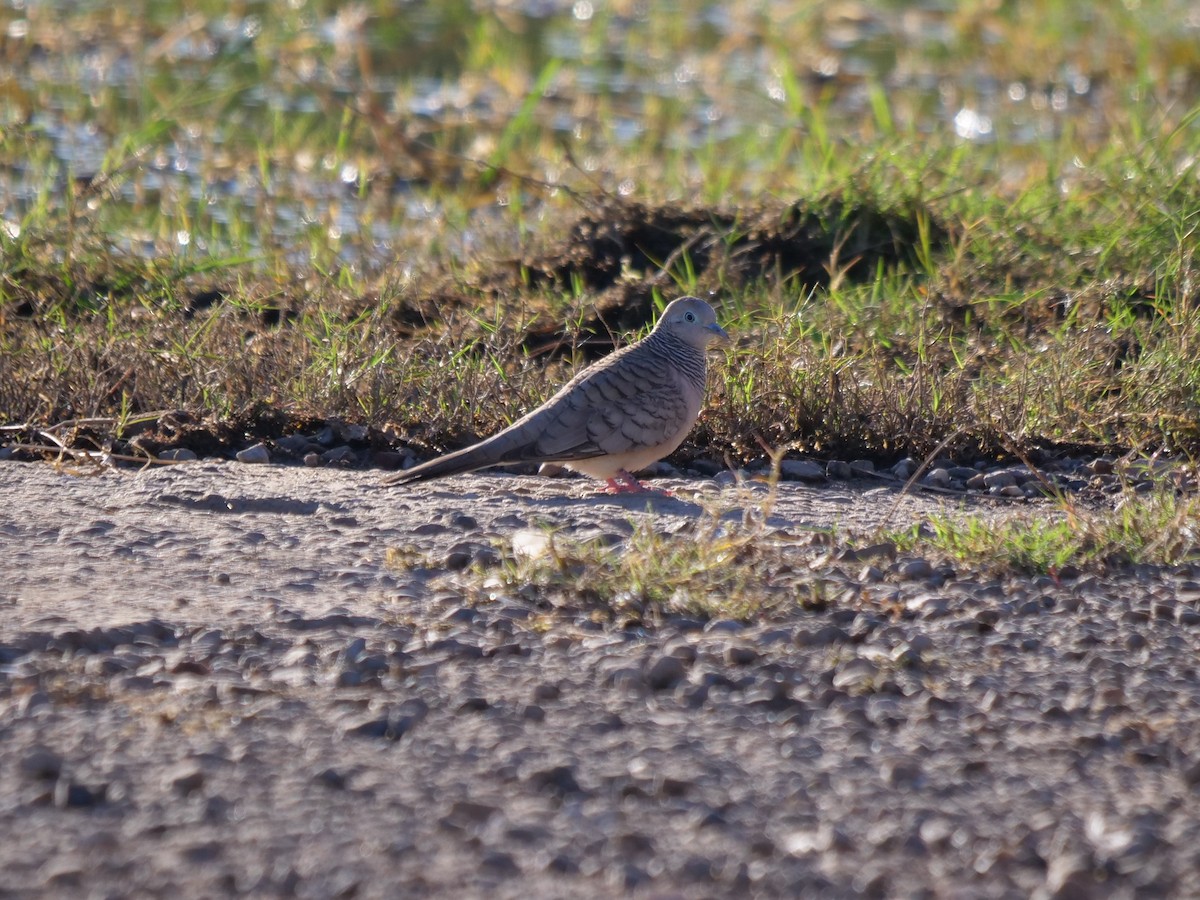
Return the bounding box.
[889,490,1200,576]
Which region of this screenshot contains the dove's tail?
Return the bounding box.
[380,425,545,486]
[380,443,501,486]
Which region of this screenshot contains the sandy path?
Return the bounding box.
[2,461,1197,897]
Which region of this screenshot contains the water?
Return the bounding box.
[0,0,1195,269]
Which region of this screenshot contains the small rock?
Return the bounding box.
[1045,852,1094,899]
[235,443,270,464]
[164,763,206,796]
[860,564,884,582]
[19,747,63,780]
[906,593,951,618]
[526,764,585,797]
[372,449,409,470]
[347,698,428,741]
[644,654,687,690]
[512,528,553,561]
[881,758,923,788]
[724,644,759,666]
[158,448,198,462]
[449,512,478,531]
[832,658,878,692]
[545,853,579,874]
[444,799,500,828]
[337,422,369,443]
[922,468,952,489]
[826,460,853,479]
[275,434,311,455]
[445,541,499,570]
[896,558,934,580]
[321,446,357,465]
[780,459,826,482]
[794,624,850,646]
[54,779,103,808]
[533,682,561,702]
[442,606,480,625]
[850,459,876,475]
[667,642,698,663]
[303,452,321,467]
[480,851,519,875]
[892,458,918,479]
[704,619,745,634]
[713,469,746,487]
[314,767,349,790]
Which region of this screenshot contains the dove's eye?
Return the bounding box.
[684,312,696,322]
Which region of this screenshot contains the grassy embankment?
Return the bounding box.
[2,2,1200,584]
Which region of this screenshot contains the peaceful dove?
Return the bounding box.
[381,296,730,493]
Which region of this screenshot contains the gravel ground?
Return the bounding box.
[2,460,1200,898]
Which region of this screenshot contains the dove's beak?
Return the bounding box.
[706,322,732,345]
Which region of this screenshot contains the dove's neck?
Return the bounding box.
[649,329,707,391]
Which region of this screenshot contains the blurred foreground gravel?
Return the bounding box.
[2,461,1200,898]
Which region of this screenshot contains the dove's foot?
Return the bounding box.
[603,471,674,496]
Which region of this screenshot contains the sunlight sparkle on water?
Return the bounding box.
[954,108,992,141]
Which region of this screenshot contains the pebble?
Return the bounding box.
[832,658,878,692]
[983,471,1017,489]
[723,644,760,666]
[321,446,357,465]
[235,443,270,464]
[54,779,104,808]
[922,468,952,489]
[163,762,206,796]
[644,654,687,690]
[275,433,312,455]
[525,764,585,797]
[512,528,553,561]
[19,747,63,780]
[896,558,934,580]
[713,469,747,487]
[780,459,826,481]
[827,460,853,479]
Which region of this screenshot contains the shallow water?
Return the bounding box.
[1,1,1195,266]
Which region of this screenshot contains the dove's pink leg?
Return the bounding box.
[603,470,673,496]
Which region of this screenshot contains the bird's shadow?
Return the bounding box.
[515,485,805,530]
[396,476,815,531]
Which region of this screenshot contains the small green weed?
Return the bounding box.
[889,491,1200,575]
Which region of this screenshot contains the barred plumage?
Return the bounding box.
[380,296,730,494]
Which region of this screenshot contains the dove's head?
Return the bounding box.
[656,296,731,348]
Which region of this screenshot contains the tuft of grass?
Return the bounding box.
[889,490,1200,576]
[468,498,838,624]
